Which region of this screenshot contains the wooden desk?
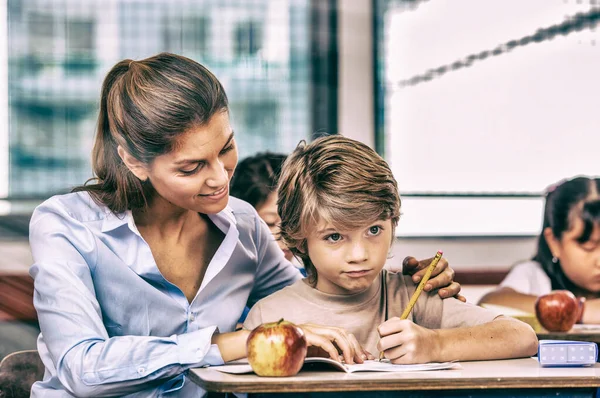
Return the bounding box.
[537,325,600,345]
[189,358,600,395]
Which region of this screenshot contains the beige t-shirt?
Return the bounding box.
[243,270,502,356]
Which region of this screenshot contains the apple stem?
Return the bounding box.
[277,318,284,325]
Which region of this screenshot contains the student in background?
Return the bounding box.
[230,152,303,326]
[230,152,301,269]
[28,53,463,397]
[244,135,538,363]
[479,176,599,324]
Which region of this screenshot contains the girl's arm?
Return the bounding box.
[580,298,600,324]
[478,261,552,313]
[478,287,538,314]
[378,316,538,364]
[480,287,596,324]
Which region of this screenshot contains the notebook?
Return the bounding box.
[209,358,460,375]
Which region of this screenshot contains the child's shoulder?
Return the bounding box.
[244,279,308,330]
[383,268,421,294]
[254,279,307,307]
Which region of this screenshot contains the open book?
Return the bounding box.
[210,358,459,375]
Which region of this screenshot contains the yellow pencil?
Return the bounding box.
[379,250,444,361]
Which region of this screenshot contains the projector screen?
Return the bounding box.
[383,0,600,195]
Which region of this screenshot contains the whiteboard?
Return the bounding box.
[384,0,600,195]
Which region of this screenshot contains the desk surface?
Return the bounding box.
[538,325,600,344]
[189,358,600,393]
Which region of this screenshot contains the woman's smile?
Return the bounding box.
[199,185,229,201]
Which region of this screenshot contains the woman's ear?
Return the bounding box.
[117,145,148,181]
[543,227,562,259]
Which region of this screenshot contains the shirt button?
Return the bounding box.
[189,314,195,321]
[138,367,146,374]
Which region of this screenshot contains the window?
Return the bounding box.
[65,19,96,72]
[163,16,209,56]
[375,0,600,236]
[235,21,262,57]
[4,0,312,198]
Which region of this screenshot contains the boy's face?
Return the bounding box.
[306,218,393,295]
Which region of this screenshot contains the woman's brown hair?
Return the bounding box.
[73,52,228,213]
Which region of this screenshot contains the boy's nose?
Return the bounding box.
[346,242,368,263]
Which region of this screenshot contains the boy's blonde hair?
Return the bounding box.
[277,135,401,283]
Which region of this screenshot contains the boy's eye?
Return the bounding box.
[368,226,381,236]
[326,233,342,242]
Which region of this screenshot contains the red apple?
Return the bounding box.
[246,319,308,377]
[535,290,580,332]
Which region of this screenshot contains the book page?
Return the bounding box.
[342,359,459,373]
[209,358,459,374]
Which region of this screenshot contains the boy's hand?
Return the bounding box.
[400,256,466,302]
[377,318,441,364]
[299,323,375,364]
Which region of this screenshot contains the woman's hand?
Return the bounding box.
[398,256,466,302]
[299,323,375,364]
[377,318,440,364]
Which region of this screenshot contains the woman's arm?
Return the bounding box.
[211,330,251,362]
[378,316,538,364]
[247,214,302,306]
[30,205,226,397]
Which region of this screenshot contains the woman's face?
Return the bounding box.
[546,218,600,293]
[144,111,238,215]
[256,191,294,261]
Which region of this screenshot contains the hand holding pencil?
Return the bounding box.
[378,250,444,361]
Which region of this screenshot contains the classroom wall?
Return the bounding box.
[391,236,536,272]
[339,0,539,282]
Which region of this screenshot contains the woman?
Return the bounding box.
[29,53,461,397]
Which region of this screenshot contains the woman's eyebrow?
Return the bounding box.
[173,131,235,165]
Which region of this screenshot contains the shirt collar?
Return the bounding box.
[101,210,131,233]
[100,206,237,234]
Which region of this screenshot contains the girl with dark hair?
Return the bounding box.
[479,176,600,325]
[28,53,461,397]
[230,152,294,261]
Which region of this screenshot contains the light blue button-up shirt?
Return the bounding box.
[28,191,302,397]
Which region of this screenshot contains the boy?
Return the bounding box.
[243,135,538,364]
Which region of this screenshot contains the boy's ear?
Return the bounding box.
[117,145,149,181]
[543,227,562,259]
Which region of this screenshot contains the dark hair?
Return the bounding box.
[534,176,600,290]
[73,52,228,213]
[229,152,287,208]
